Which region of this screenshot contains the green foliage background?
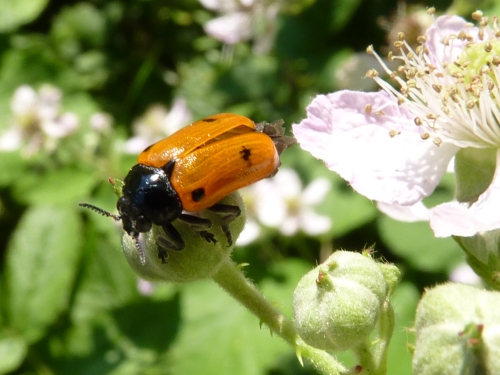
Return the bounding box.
[0,0,489,374]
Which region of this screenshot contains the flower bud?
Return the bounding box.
[413,283,500,375]
[122,192,246,282]
[293,251,388,351]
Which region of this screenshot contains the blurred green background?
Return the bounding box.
[0,0,492,374]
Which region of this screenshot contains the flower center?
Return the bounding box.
[366,10,500,149]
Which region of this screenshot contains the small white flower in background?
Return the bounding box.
[200,0,280,54]
[0,84,79,155]
[124,97,191,154]
[90,112,113,134]
[237,168,332,244]
[293,9,500,238]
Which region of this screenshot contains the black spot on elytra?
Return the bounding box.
[191,188,205,202]
[240,146,251,161]
[203,118,217,123]
[142,144,153,153]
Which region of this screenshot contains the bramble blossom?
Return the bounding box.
[0,85,78,155]
[293,10,500,238]
[237,168,332,245]
[200,0,279,54]
[124,98,191,154]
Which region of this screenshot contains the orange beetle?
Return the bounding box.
[81,113,295,264]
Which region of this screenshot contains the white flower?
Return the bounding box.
[124,97,191,154]
[239,168,332,240]
[200,0,279,54]
[0,84,79,155]
[293,11,500,238]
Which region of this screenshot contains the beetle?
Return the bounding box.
[80,113,295,264]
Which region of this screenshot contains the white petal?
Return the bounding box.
[430,151,500,237]
[0,128,22,151]
[124,136,150,154]
[301,178,330,206]
[293,91,459,206]
[270,168,302,199]
[300,209,332,235]
[204,12,252,44]
[425,16,479,69]
[11,85,37,116]
[280,217,299,236]
[163,97,191,134]
[236,219,260,246]
[254,180,287,227]
[41,113,79,138]
[377,201,430,222]
[199,0,239,12]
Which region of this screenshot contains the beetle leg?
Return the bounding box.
[205,204,241,246]
[156,223,185,263]
[178,214,217,244]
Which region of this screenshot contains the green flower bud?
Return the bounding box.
[293,251,388,351]
[122,192,246,282]
[413,283,500,375]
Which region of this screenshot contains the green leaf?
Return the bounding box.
[0,335,27,374]
[0,0,48,32]
[70,219,139,323]
[377,216,462,273]
[5,205,82,342]
[327,187,377,238]
[167,280,290,375]
[12,168,97,205]
[0,152,26,187]
[259,258,312,317]
[386,282,419,375]
[330,0,362,31]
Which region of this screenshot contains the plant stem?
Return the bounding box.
[212,259,348,375]
[352,299,395,375]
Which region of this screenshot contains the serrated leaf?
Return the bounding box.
[377,216,462,273]
[0,336,27,374]
[167,280,290,375]
[0,0,48,32]
[5,205,82,342]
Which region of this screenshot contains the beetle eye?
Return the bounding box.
[135,216,152,233]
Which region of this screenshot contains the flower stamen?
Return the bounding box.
[366,10,500,148]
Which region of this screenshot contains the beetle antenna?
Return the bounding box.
[79,203,121,221]
[134,235,146,265]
